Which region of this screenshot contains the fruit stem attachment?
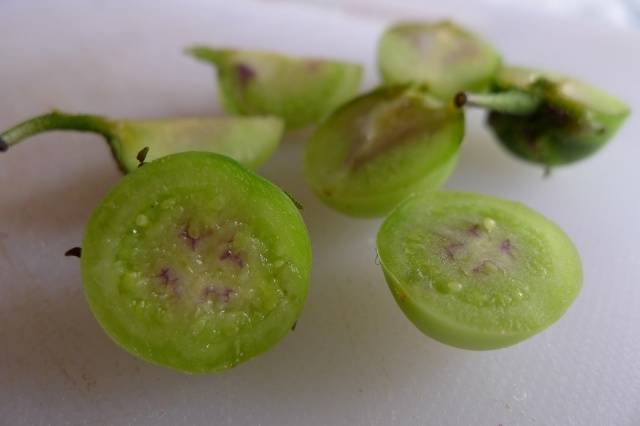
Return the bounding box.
[0,111,116,151]
[454,90,541,115]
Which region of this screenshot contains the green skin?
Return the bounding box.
[378,20,502,100]
[0,111,284,171]
[81,152,312,373]
[457,66,630,168]
[187,47,363,130]
[377,191,582,350]
[304,84,464,217]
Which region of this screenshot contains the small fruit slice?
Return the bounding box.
[304,84,464,217]
[377,191,582,350]
[457,66,630,168]
[81,152,311,373]
[0,112,284,171]
[187,46,363,129]
[378,21,501,99]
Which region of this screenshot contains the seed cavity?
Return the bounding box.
[220,247,244,268]
[501,239,514,256]
[444,241,464,260]
[473,260,499,274]
[468,224,481,237]
[179,222,212,250]
[156,267,180,295]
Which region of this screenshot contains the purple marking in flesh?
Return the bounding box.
[220,247,244,268]
[203,286,236,303]
[468,224,481,237]
[501,239,514,256]
[156,267,180,294]
[234,63,255,88]
[445,242,464,260]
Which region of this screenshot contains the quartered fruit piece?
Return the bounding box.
[304,84,464,217]
[187,46,363,129]
[377,191,582,350]
[456,66,630,169]
[0,112,284,171]
[81,152,311,373]
[378,21,501,99]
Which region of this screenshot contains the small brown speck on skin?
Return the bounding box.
[64,247,82,258]
[136,146,149,167]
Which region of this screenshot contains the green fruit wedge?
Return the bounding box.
[81,152,311,373]
[0,112,284,171]
[378,21,501,99]
[457,66,630,168]
[304,84,464,217]
[187,46,363,129]
[377,191,582,350]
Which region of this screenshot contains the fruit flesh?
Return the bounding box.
[81,152,311,373]
[378,21,501,99]
[486,66,630,166]
[304,85,464,217]
[377,191,582,350]
[187,47,363,129]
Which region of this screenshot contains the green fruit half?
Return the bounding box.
[0,112,284,171]
[484,66,630,166]
[377,191,582,350]
[81,152,311,373]
[187,46,363,129]
[304,84,464,217]
[378,21,501,99]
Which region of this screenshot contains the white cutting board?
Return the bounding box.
[1,0,639,425]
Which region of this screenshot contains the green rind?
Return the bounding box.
[488,66,630,166]
[187,47,363,129]
[112,116,284,172]
[304,85,464,217]
[81,152,311,373]
[378,21,502,99]
[377,191,582,350]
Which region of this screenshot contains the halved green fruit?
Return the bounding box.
[0,112,284,171]
[81,152,311,373]
[377,191,582,350]
[304,84,464,217]
[187,46,363,129]
[378,21,501,99]
[458,66,630,167]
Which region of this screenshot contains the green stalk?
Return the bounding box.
[454,90,542,115]
[0,111,116,152]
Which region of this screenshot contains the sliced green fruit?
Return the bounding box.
[378,21,501,99]
[187,46,363,129]
[377,191,582,350]
[304,84,464,217]
[457,66,630,167]
[81,152,311,373]
[0,112,284,171]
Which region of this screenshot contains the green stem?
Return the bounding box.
[0,111,116,152]
[454,90,542,115]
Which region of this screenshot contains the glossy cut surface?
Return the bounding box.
[304,85,464,217]
[81,152,312,373]
[188,47,363,129]
[377,191,582,350]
